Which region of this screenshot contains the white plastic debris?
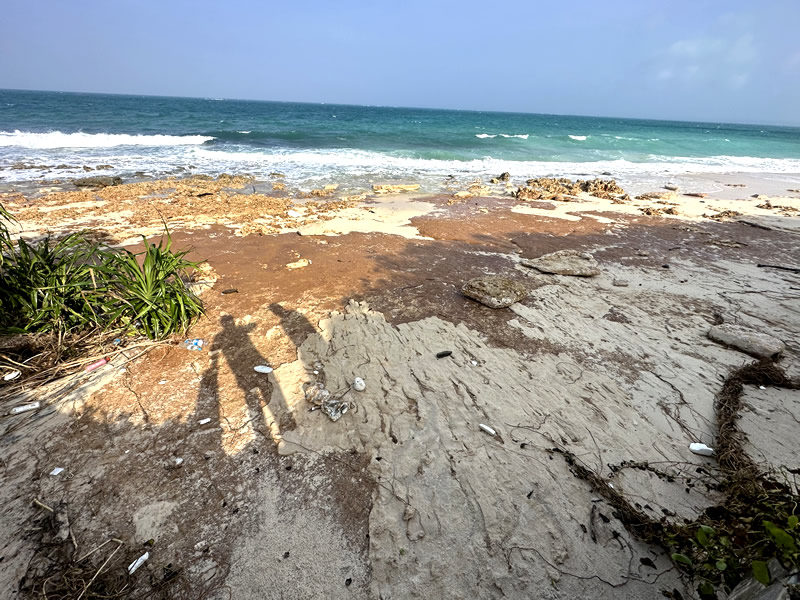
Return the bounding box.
[689,443,715,457]
[174,457,184,466]
[10,402,40,415]
[3,370,21,381]
[50,467,64,476]
[128,552,149,574]
[158,379,167,385]
[287,210,302,218]
[479,423,496,436]
[759,385,766,390]
[471,360,478,366]
[198,418,211,425]
[352,377,366,392]
[254,365,273,374]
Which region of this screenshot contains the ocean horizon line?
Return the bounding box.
[2,87,799,130]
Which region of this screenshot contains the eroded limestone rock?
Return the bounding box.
[708,324,785,358]
[461,276,527,309]
[522,249,601,277]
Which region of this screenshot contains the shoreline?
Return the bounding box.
[1,171,799,598]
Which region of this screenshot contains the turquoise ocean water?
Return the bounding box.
[1,89,799,192]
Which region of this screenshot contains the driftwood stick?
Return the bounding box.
[757,263,800,274]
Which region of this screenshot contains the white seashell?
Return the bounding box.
[479,423,496,436]
[352,377,366,392]
[128,552,149,574]
[254,365,273,374]
[689,443,714,457]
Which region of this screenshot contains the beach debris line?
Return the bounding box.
[707,324,785,359]
[461,275,527,309]
[521,249,601,277]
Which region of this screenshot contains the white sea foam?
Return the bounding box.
[475,134,496,139]
[568,135,587,141]
[0,130,214,149]
[237,130,252,134]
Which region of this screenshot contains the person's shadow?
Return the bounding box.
[195,315,279,450]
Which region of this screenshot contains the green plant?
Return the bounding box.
[0,204,203,340]
[100,231,204,339]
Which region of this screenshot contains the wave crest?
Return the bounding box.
[0,130,214,149]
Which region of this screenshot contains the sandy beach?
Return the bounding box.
[1,171,799,599]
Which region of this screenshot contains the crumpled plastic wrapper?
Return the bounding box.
[304,382,350,421]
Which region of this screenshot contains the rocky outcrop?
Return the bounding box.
[372,184,421,194]
[708,324,785,359]
[522,250,601,277]
[461,276,527,308]
[489,172,511,184]
[73,176,123,188]
[514,178,629,203]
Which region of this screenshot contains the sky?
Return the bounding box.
[1,0,799,125]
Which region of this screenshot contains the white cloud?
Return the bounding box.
[655,25,759,90]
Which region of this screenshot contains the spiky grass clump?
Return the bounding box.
[0,204,203,340]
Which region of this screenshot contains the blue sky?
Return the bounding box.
[1,0,799,124]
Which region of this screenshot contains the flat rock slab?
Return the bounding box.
[708,324,785,358]
[462,276,527,309]
[521,249,601,277]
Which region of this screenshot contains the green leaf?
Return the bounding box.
[720,536,731,547]
[752,560,770,585]
[696,527,712,548]
[789,515,799,530]
[716,560,727,571]
[672,553,693,566]
[698,581,716,598]
[764,520,798,552]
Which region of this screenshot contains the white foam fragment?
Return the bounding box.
[689,443,714,457]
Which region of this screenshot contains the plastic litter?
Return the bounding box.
[198,418,211,425]
[352,377,366,392]
[759,385,766,390]
[85,358,108,372]
[183,339,204,351]
[479,424,496,436]
[50,467,64,476]
[305,381,350,422]
[174,457,184,467]
[3,370,21,381]
[128,552,149,574]
[10,402,40,415]
[254,365,274,374]
[436,351,452,359]
[689,443,715,457]
[287,210,302,218]
[158,379,167,385]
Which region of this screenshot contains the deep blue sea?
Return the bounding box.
[1,89,799,192]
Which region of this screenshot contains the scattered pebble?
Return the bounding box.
[612,279,629,287]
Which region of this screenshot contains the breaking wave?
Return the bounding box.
[0,130,214,149]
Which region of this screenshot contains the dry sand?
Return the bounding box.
[1,172,799,599]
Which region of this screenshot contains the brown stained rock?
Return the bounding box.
[515,177,629,202]
[521,249,601,277]
[461,276,527,309]
[73,175,122,188]
[708,324,785,359]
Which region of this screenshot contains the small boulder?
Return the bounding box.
[462,276,527,309]
[522,249,601,277]
[708,324,785,359]
[73,175,122,188]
